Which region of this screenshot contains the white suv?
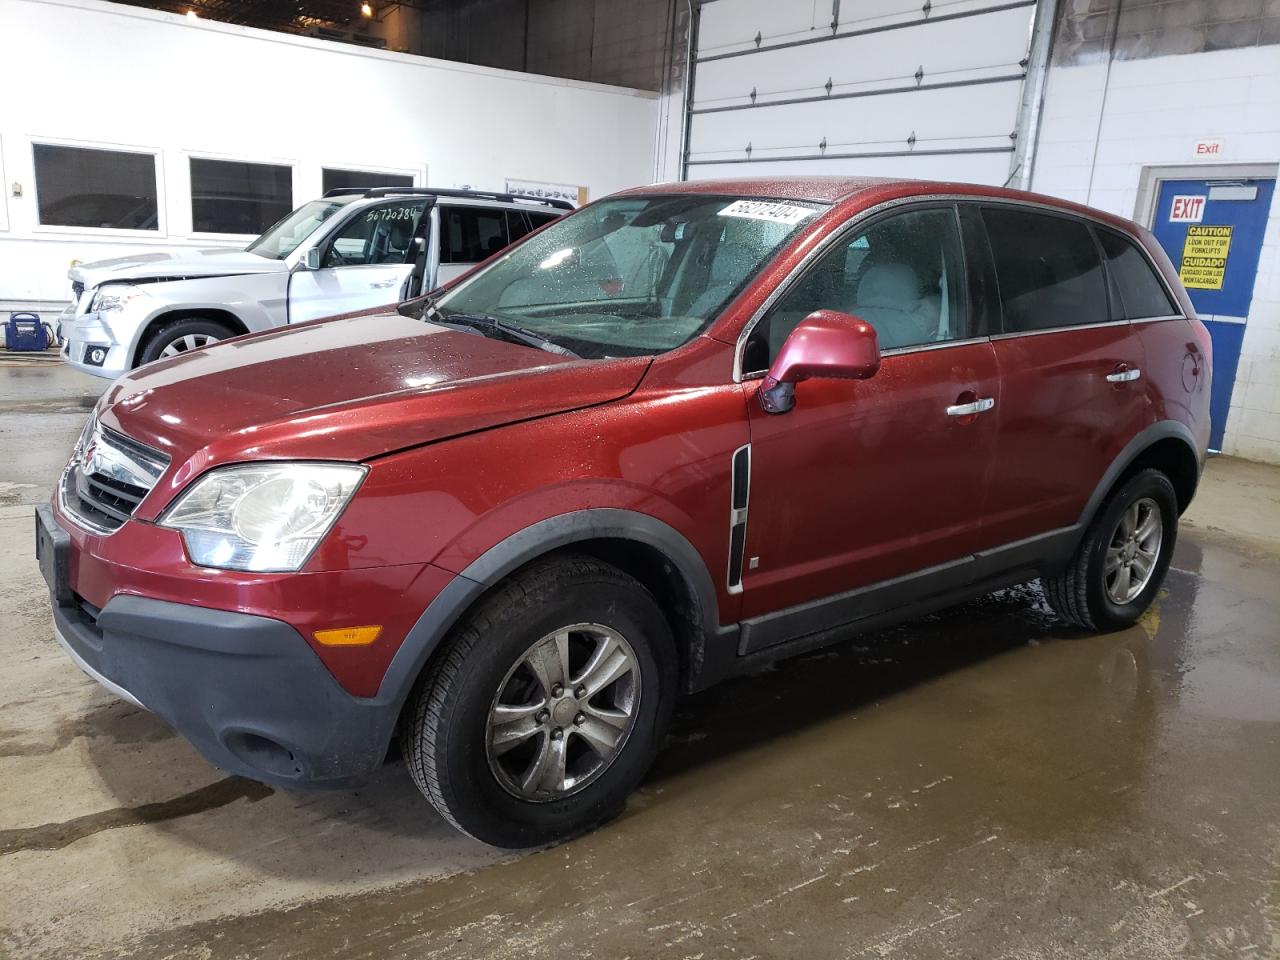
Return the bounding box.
[60,188,568,379]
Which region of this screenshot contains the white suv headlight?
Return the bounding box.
[160,463,367,572]
[90,283,147,314]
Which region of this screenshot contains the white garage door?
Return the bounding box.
[685,0,1039,186]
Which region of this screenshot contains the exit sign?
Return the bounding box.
[1193,137,1225,157]
[1170,195,1206,223]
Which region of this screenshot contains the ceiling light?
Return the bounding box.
[360,2,373,16]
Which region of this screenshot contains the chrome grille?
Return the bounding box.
[60,418,168,534]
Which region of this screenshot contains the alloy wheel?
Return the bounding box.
[1105,497,1163,605]
[160,333,220,357]
[486,623,641,801]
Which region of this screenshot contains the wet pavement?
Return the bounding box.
[0,362,1277,959]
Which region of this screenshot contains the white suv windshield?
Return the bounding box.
[427,195,825,359]
[247,196,360,260]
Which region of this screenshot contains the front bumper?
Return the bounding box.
[49,589,392,787]
[62,312,132,379]
[36,502,442,788]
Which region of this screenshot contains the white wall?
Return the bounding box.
[0,0,659,310]
[1032,45,1280,464]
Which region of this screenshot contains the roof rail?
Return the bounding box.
[320,186,574,210]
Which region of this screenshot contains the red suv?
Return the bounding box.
[36,177,1210,847]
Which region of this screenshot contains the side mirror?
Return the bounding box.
[759,310,880,415]
[303,247,322,270]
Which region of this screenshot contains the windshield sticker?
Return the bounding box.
[718,200,815,225]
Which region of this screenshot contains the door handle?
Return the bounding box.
[1106,365,1142,383]
[945,397,995,417]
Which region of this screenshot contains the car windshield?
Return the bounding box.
[424,194,826,358]
[246,196,360,260]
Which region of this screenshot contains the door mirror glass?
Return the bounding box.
[760,310,880,414]
[303,246,321,270]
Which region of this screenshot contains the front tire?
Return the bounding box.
[1042,468,1178,631]
[402,555,676,848]
[138,317,234,365]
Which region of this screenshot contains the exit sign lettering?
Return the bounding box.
[1193,137,1225,157]
[1170,195,1206,223]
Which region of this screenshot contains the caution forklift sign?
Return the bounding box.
[1179,225,1232,290]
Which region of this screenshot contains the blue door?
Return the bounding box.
[1150,177,1275,451]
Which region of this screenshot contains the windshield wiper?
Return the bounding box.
[433,311,580,359]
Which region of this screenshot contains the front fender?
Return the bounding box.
[371,507,728,710]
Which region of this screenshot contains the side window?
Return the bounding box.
[440,207,509,264]
[747,206,967,369]
[321,200,426,268]
[527,212,561,231]
[982,207,1108,333]
[1096,228,1179,319]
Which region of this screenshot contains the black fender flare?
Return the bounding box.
[1076,419,1203,532]
[368,508,726,725]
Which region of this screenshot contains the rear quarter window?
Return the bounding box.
[1096,228,1179,320]
[982,207,1109,333]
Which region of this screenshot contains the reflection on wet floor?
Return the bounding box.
[90,527,1280,960]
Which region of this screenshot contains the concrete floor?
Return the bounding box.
[1,361,1277,959]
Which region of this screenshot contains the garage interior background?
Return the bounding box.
[0,0,1277,462]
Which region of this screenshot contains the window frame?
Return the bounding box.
[185,150,297,240]
[737,200,979,379]
[0,136,8,232]
[314,197,432,270]
[319,162,423,195]
[1091,224,1185,324]
[29,136,166,238]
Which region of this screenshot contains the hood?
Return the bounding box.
[70,248,288,288]
[98,312,649,494]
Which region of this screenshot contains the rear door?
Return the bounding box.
[978,204,1147,549]
[288,198,427,323]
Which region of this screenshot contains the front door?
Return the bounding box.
[1148,175,1276,451]
[738,205,999,637]
[288,198,428,324]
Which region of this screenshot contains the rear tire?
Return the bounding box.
[138,317,235,365]
[1042,468,1177,631]
[402,554,676,848]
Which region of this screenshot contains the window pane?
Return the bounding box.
[440,207,509,263]
[190,158,292,235]
[1097,229,1178,319]
[982,208,1107,333]
[527,212,561,230]
[322,200,427,267]
[33,144,158,230]
[748,207,967,368]
[321,168,414,194]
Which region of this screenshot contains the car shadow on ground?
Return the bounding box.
[61,562,1187,879]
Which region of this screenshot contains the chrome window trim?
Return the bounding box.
[988,317,1131,341]
[734,193,1188,381]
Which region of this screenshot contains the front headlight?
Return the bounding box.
[159,462,367,572]
[90,283,147,314]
